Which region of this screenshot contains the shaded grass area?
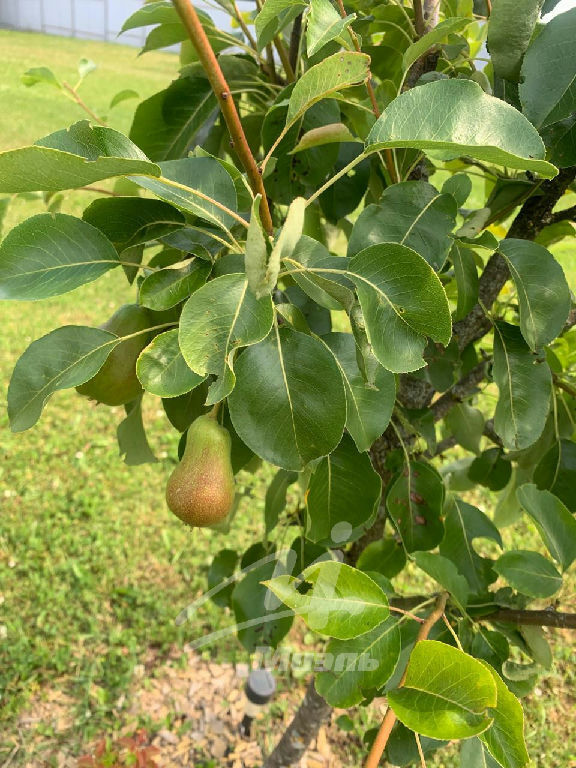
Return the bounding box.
[0,28,575,768]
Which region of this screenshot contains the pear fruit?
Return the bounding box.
[166,414,235,527]
[77,304,151,406]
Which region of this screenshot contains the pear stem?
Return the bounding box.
[208,402,222,420]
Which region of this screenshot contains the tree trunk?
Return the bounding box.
[262,678,332,768]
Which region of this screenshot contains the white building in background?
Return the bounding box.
[0,0,236,45]
[0,0,151,46]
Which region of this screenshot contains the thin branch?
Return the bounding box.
[484,608,576,629]
[265,44,279,84]
[554,375,576,399]
[289,12,303,73]
[274,35,295,81]
[413,0,426,37]
[77,186,120,196]
[364,593,449,768]
[334,0,398,182]
[62,81,106,126]
[390,596,576,629]
[550,204,576,224]
[171,0,274,234]
[231,0,257,49]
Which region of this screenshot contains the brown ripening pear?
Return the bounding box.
[166,414,235,527]
[76,304,151,406]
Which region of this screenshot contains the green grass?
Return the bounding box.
[0,28,575,768]
[0,30,263,757]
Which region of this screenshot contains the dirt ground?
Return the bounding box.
[10,647,362,768]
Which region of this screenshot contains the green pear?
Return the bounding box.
[166,414,235,527]
[76,304,151,406]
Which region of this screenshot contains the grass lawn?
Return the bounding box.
[0,28,575,768]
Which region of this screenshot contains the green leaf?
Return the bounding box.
[110,89,139,109]
[519,7,576,128]
[264,561,389,639]
[348,181,457,270]
[306,0,355,57]
[446,403,484,455]
[0,213,120,300]
[366,79,557,178]
[117,398,157,466]
[8,326,119,432]
[460,739,502,768]
[245,195,270,298]
[83,197,184,250]
[542,115,576,168]
[247,196,306,298]
[132,157,238,233]
[412,552,469,609]
[269,196,306,285]
[451,243,479,321]
[129,76,216,162]
[494,550,562,598]
[439,497,502,596]
[322,332,396,452]
[0,121,160,193]
[469,448,512,492]
[179,273,274,405]
[487,0,542,82]
[306,434,382,546]
[357,538,406,579]
[498,239,571,350]
[387,461,445,553]
[78,57,97,79]
[442,172,472,207]
[232,560,294,651]
[493,322,552,451]
[21,66,62,89]
[255,0,307,50]
[139,260,210,311]
[534,438,576,512]
[208,549,238,608]
[290,123,361,153]
[478,664,530,768]
[316,616,401,707]
[280,53,370,145]
[162,383,210,432]
[265,469,298,535]
[387,722,447,767]
[517,484,576,571]
[136,329,205,398]
[121,1,178,32]
[289,236,354,311]
[403,17,473,71]
[228,326,347,470]
[388,640,497,740]
[348,243,452,373]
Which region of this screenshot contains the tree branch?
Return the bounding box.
[171,0,274,234]
[289,13,303,73]
[453,167,576,350]
[550,204,576,224]
[364,593,449,768]
[413,0,426,37]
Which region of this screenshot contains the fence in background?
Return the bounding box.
[0,0,148,46]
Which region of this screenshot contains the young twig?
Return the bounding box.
[333,0,398,182]
[171,0,274,234]
[413,0,426,37]
[364,593,449,768]
[62,81,106,126]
